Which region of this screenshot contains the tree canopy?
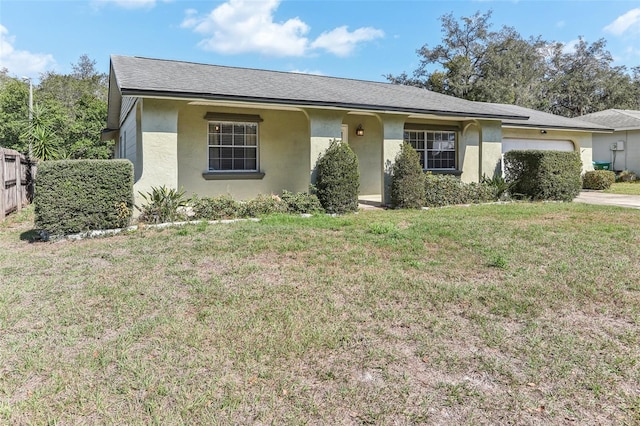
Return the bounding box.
[0,54,112,160]
[386,10,640,117]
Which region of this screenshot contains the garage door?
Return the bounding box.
[501,138,575,176]
[502,138,574,153]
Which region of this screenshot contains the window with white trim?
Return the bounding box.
[208,121,258,171]
[404,130,457,170]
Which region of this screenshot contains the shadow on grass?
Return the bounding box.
[20,229,43,243]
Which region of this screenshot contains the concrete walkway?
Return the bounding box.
[574,191,640,209]
[358,192,640,210]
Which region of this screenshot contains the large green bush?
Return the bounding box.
[34,159,134,235]
[315,140,360,214]
[424,174,496,207]
[391,143,426,209]
[583,170,616,190]
[503,150,582,201]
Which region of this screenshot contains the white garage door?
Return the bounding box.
[501,139,575,176]
[502,138,575,153]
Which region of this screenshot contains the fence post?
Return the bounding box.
[0,149,5,220]
[15,152,21,214]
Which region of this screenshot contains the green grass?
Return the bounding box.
[605,181,640,195]
[1,203,639,424]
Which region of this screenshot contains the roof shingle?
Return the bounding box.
[110,55,528,120]
[578,109,640,131]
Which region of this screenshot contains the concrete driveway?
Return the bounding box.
[574,191,640,209]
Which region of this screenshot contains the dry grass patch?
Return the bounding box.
[1,203,639,424]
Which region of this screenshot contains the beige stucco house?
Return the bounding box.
[104,55,611,205]
[577,109,640,173]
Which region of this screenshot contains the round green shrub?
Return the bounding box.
[583,170,616,190]
[315,140,360,214]
[391,143,426,209]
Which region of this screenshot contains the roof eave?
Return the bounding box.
[502,123,614,133]
[119,88,529,121]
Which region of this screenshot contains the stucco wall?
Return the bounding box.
[460,120,502,183]
[343,114,382,195]
[119,104,137,165]
[593,130,639,173]
[133,99,180,202]
[178,104,310,200]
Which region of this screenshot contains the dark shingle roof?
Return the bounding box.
[109,55,528,121]
[487,103,612,132]
[578,109,640,131]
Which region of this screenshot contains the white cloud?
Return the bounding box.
[311,26,384,57]
[290,69,324,76]
[604,8,640,36]
[0,25,56,77]
[181,0,309,56]
[181,0,384,57]
[561,39,580,55]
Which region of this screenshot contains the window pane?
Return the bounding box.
[221,124,233,134]
[221,134,233,145]
[233,158,244,170]
[246,124,257,135]
[246,148,256,159]
[221,147,232,158]
[246,134,257,146]
[233,124,244,134]
[234,134,245,146]
[246,158,257,170]
[221,159,232,169]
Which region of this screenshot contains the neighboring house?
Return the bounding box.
[104,55,611,205]
[577,109,640,173]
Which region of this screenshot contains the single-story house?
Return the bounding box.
[577,109,640,173]
[104,55,611,205]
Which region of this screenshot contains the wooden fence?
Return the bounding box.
[1,148,35,220]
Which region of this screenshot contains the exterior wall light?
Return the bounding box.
[355,124,364,136]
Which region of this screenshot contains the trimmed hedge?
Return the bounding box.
[315,140,360,214]
[391,143,426,209]
[503,150,582,201]
[424,174,496,207]
[583,170,616,190]
[190,191,324,220]
[34,160,134,235]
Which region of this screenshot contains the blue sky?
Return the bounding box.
[1,0,639,83]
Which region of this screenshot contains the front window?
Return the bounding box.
[208,121,258,171]
[404,130,457,170]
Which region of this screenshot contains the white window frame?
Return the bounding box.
[207,121,259,172]
[404,129,457,170]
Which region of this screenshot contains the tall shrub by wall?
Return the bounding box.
[315,140,360,214]
[34,160,134,235]
[503,150,581,201]
[391,143,426,209]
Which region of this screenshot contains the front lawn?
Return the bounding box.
[605,181,640,195]
[1,203,639,424]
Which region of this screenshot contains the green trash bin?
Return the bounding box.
[592,161,611,170]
